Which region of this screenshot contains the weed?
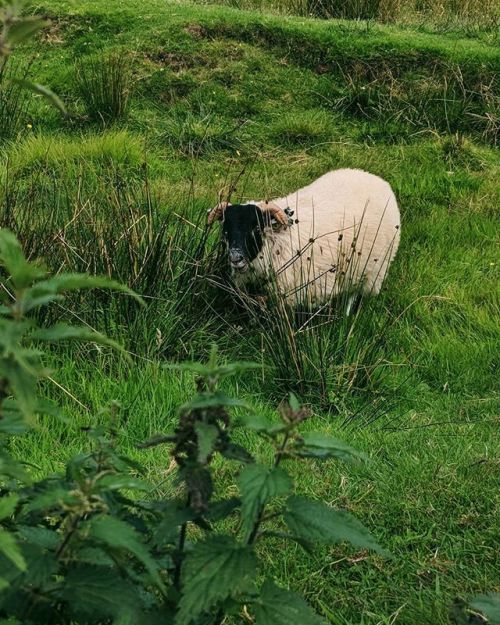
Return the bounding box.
[75,50,133,124]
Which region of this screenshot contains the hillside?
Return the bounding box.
[2,0,499,623]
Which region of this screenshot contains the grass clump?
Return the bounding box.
[271,109,334,146]
[76,50,133,124]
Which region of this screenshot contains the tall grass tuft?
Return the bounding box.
[209,245,407,420]
[76,51,133,124]
[0,160,220,358]
[0,56,34,140]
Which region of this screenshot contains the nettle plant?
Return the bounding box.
[0,228,388,624]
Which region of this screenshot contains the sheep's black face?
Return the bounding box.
[222,204,267,273]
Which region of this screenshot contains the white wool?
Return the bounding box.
[248,169,400,305]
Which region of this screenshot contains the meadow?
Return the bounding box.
[0,0,499,622]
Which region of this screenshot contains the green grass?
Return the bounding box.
[2,0,500,622]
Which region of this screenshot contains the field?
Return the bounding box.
[1,0,499,623]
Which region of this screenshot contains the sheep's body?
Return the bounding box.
[246,169,401,306]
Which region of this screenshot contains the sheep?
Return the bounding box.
[207,169,400,311]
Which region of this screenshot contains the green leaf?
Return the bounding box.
[22,273,143,313]
[32,324,125,354]
[5,17,48,45]
[170,361,259,379]
[96,475,150,492]
[180,392,248,411]
[284,496,388,556]
[11,79,66,114]
[89,516,163,589]
[18,526,60,550]
[253,580,325,625]
[205,497,240,522]
[295,433,366,462]
[288,392,301,413]
[238,414,286,436]
[220,443,254,463]
[470,594,500,625]
[238,465,292,540]
[0,529,26,571]
[0,494,18,520]
[176,535,257,625]
[195,422,219,463]
[62,565,140,619]
[0,229,46,289]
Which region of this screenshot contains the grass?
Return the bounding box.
[2,0,500,622]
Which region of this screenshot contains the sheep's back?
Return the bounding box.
[267,169,400,303]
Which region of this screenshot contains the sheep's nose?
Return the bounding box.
[229,249,244,264]
[229,249,248,271]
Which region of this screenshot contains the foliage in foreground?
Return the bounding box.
[0,228,389,623]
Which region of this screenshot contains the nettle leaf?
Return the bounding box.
[238,465,292,540]
[22,273,143,313]
[0,529,26,572]
[238,414,286,437]
[284,496,388,556]
[88,516,163,589]
[18,526,60,550]
[205,497,240,522]
[21,543,58,587]
[32,324,125,354]
[11,79,66,114]
[195,422,219,463]
[470,594,500,624]
[253,580,325,625]
[62,565,140,619]
[176,535,257,625]
[295,432,366,462]
[0,494,19,520]
[0,229,46,289]
[181,392,248,411]
[154,505,194,546]
[96,474,150,493]
[220,443,254,464]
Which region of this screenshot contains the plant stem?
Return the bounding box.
[247,431,291,546]
[174,494,191,589]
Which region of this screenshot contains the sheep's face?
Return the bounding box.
[221,204,269,273]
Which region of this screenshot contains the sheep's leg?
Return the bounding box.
[346,293,363,316]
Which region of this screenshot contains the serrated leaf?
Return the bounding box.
[180,392,248,411]
[62,565,140,618]
[170,361,259,378]
[22,273,143,313]
[21,543,58,586]
[288,392,301,413]
[295,433,366,462]
[11,79,66,114]
[0,229,46,289]
[205,497,240,522]
[253,580,325,625]
[176,535,257,625]
[18,526,60,550]
[153,505,194,546]
[221,443,254,463]
[238,465,292,540]
[238,414,286,436]
[284,496,388,556]
[89,516,163,589]
[195,422,219,463]
[0,494,18,520]
[470,594,500,624]
[96,475,150,492]
[0,530,26,571]
[32,324,125,354]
